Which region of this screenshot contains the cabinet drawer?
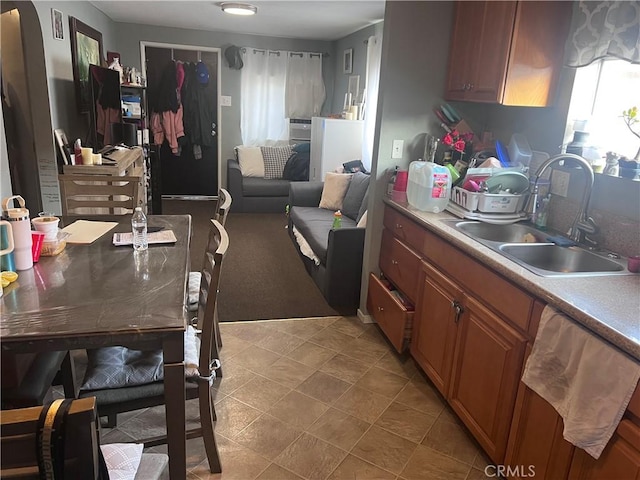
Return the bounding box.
[367,273,414,353]
[383,206,426,252]
[380,229,422,303]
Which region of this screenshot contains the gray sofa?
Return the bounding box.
[287,172,369,314]
[227,159,293,213]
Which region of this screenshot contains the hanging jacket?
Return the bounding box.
[152,60,179,114]
[181,62,216,148]
[151,106,185,154]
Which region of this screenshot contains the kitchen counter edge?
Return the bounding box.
[383,198,640,361]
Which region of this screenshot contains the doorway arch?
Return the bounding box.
[1,1,58,213]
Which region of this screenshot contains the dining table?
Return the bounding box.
[1,214,192,480]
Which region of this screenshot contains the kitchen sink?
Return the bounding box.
[442,219,632,277]
[499,244,626,276]
[451,221,548,243]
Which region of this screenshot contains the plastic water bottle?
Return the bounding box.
[332,210,342,229]
[131,207,148,251]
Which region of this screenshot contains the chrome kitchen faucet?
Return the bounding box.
[526,153,598,246]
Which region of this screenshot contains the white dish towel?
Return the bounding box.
[522,305,640,459]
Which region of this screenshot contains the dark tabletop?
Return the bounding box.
[1,215,191,349]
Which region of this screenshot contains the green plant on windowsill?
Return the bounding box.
[621,106,640,162]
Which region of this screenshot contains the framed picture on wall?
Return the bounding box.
[69,16,103,113]
[343,48,353,74]
[51,9,63,41]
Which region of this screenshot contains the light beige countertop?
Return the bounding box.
[384,198,640,361]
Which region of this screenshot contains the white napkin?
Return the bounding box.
[522,305,640,459]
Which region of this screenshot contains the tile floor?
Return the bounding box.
[90,316,493,479]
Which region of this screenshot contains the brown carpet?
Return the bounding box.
[162,199,338,321]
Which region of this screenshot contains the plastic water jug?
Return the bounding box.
[406,161,452,213]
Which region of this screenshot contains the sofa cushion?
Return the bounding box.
[290,206,357,265]
[319,172,352,210]
[242,177,292,197]
[262,145,293,179]
[341,172,370,221]
[236,146,264,177]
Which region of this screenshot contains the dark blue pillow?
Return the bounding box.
[293,143,310,153]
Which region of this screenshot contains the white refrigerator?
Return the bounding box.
[310,117,364,181]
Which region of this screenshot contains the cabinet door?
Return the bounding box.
[568,420,640,480]
[410,261,462,396]
[445,1,516,102]
[466,1,516,103]
[448,295,526,464]
[505,345,574,480]
[444,1,483,100]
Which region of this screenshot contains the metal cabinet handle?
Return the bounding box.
[452,300,464,323]
[378,306,384,312]
[391,260,399,265]
[468,83,474,91]
[395,223,403,229]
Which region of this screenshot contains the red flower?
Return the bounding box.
[442,133,454,146]
[453,140,466,152]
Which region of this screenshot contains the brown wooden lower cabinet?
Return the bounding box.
[505,345,574,479]
[449,295,526,464]
[410,261,461,397]
[410,259,525,464]
[568,420,640,480]
[373,205,640,479]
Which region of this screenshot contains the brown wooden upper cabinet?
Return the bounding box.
[444,1,573,106]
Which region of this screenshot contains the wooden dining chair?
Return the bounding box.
[58,174,141,215]
[77,219,228,474]
[188,188,231,347]
[215,187,232,226]
[0,396,168,479]
[1,351,77,410]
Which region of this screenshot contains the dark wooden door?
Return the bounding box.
[145,46,218,196]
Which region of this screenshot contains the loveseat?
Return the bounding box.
[287,172,369,314]
[227,144,310,213]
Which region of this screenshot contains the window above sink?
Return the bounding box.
[564,59,640,167]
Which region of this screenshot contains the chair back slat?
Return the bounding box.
[0,397,100,479]
[214,188,232,227]
[196,220,228,375]
[58,174,141,215]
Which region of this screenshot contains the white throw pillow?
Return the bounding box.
[236,146,264,177]
[319,172,353,210]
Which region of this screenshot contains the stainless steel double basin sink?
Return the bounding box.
[442,220,632,277]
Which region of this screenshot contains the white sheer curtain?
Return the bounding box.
[240,49,289,146]
[362,35,383,172]
[285,52,326,119]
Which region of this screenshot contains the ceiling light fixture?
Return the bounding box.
[220,2,257,16]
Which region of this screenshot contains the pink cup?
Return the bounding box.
[394,170,409,192]
[32,231,45,263]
